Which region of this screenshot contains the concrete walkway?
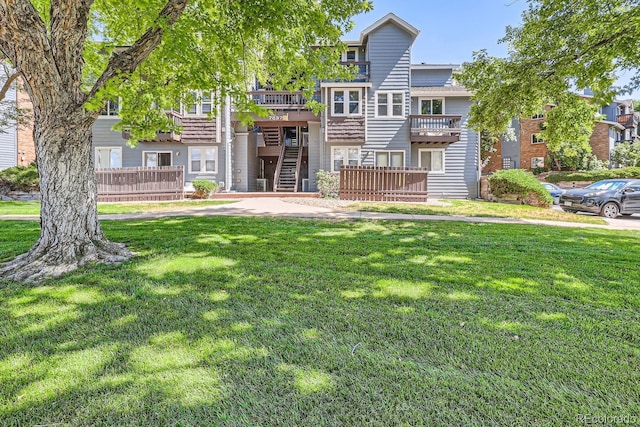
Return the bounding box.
[2,197,640,231]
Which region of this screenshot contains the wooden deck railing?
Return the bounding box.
[339,166,428,202]
[410,114,462,143]
[617,113,638,128]
[96,166,184,202]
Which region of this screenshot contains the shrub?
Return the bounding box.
[192,180,218,199]
[316,169,339,198]
[0,164,39,194]
[488,169,553,207]
[545,167,640,183]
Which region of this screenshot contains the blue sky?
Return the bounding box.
[345,0,528,65]
[345,0,637,96]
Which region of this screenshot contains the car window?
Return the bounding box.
[586,181,627,191]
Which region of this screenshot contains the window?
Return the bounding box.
[420,98,444,115]
[531,133,545,144]
[418,148,445,173]
[502,157,512,169]
[95,147,122,169]
[185,91,214,116]
[331,146,360,172]
[342,49,358,62]
[332,89,361,116]
[189,146,217,173]
[531,157,545,168]
[376,92,404,118]
[375,151,405,167]
[143,151,172,167]
[100,99,120,116]
[531,113,545,120]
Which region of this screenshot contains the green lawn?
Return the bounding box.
[0,200,235,215]
[348,200,607,224]
[1,217,638,426]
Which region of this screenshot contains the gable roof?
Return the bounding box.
[359,13,420,44]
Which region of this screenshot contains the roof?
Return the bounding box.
[359,13,420,44]
[411,86,472,97]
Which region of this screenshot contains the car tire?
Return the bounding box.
[600,202,620,219]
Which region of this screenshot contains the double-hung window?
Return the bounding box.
[100,99,120,116]
[376,92,404,118]
[419,148,445,173]
[95,147,122,169]
[331,147,360,172]
[531,133,545,144]
[189,147,217,173]
[185,91,214,116]
[375,151,405,167]
[420,98,444,115]
[332,89,361,116]
[143,151,172,167]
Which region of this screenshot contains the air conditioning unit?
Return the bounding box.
[256,178,267,192]
[302,179,310,192]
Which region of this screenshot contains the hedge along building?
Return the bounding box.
[92,13,481,198]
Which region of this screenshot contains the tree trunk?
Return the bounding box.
[0,110,131,283]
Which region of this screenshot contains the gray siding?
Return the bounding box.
[365,22,413,164]
[411,69,454,87]
[410,98,479,199]
[92,117,226,187]
[0,83,17,170]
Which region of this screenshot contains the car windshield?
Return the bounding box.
[585,180,627,191]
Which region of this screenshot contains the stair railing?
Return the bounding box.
[273,144,286,192]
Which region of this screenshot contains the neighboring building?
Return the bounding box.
[488,97,639,172]
[0,74,36,170]
[92,13,481,198]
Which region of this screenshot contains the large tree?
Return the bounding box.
[459,0,640,165]
[0,0,371,283]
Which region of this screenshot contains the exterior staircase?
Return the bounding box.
[262,127,281,146]
[274,145,301,192]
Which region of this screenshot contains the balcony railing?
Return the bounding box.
[410,114,462,143]
[617,113,638,128]
[122,110,183,142]
[248,91,316,109]
[323,61,370,83]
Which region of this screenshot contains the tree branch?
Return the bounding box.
[50,0,95,100]
[0,71,19,102]
[85,0,188,103]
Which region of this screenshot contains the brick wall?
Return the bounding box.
[483,138,503,173]
[589,122,611,163]
[16,79,36,166]
[519,118,548,169]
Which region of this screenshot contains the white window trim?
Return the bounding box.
[531,133,545,144]
[183,91,215,117]
[341,48,359,62]
[331,146,361,173]
[94,146,122,169]
[531,157,545,168]
[331,88,363,117]
[375,91,405,119]
[374,150,405,167]
[418,148,445,174]
[98,98,121,117]
[142,150,173,167]
[531,113,545,120]
[188,146,218,174]
[418,97,445,115]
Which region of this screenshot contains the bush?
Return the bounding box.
[316,170,339,199]
[545,167,640,183]
[488,169,553,207]
[0,164,39,194]
[192,180,218,199]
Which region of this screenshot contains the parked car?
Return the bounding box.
[542,182,565,204]
[559,179,640,218]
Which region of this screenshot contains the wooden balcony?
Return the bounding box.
[249,91,316,109]
[617,113,638,129]
[122,111,183,142]
[410,114,462,143]
[324,62,371,83]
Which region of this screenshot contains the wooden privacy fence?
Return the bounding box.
[339,165,428,202]
[96,166,184,202]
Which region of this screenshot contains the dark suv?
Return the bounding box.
[559,179,640,218]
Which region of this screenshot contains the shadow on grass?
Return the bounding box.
[0,217,639,425]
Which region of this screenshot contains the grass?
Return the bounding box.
[0,200,235,216]
[1,217,639,426]
[348,200,607,224]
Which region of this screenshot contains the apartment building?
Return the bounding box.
[0,75,36,170]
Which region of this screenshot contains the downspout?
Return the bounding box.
[225,94,233,192]
[477,131,482,199]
